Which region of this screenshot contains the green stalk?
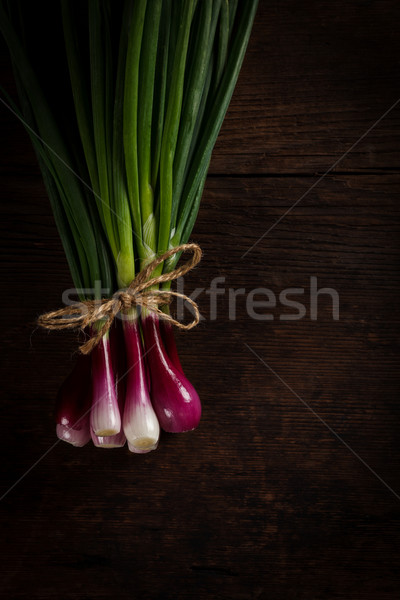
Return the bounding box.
[158,0,196,255]
[151,0,171,191]
[175,0,259,240]
[82,185,114,295]
[138,0,162,260]
[102,0,117,241]
[171,0,213,225]
[61,0,99,197]
[180,0,221,191]
[113,0,136,287]
[123,0,148,260]
[164,0,180,104]
[89,0,118,260]
[164,170,207,278]
[215,0,230,90]
[228,0,239,35]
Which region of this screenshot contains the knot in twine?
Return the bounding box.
[37,243,202,354]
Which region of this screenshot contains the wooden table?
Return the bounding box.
[1,2,399,598]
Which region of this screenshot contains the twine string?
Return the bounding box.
[37,243,202,354]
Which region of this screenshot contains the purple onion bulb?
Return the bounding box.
[90,332,121,436]
[141,312,201,433]
[122,314,160,453]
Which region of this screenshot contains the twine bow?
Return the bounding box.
[37,243,202,354]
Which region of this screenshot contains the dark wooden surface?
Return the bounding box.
[1,2,400,599]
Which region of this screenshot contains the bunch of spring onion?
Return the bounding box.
[1,0,258,452]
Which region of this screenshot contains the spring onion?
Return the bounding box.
[0,0,258,452]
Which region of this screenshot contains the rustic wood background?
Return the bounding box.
[1,2,399,598]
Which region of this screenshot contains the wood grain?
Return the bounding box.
[1,2,399,599]
[210,0,400,174]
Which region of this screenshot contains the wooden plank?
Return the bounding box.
[0,173,399,599]
[210,0,400,174]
